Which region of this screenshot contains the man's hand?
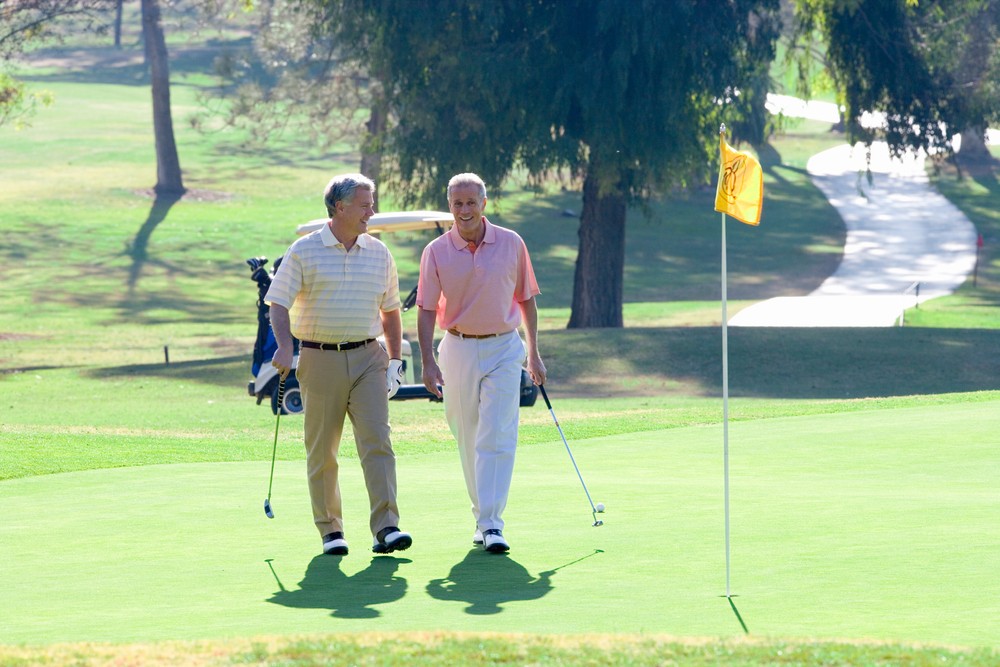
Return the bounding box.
[271,346,294,380]
[421,358,444,400]
[527,353,547,387]
[386,358,404,399]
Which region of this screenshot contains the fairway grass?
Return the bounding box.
[2,400,997,648]
[4,29,1000,666]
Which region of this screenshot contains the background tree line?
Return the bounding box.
[2,0,998,327]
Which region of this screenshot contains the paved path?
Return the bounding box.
[728,140,980,327]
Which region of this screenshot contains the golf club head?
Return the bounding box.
[264,498,274,519]
[593,519,604,527]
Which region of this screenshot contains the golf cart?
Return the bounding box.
[246,210,539,414]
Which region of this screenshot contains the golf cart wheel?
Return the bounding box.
[272,380,303,415]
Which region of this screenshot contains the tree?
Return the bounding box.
[791,0,1000,161]
[1,0,188,193]
[0,0,112,125]
[196,0,384,201]
[310,0,780,328]
[141,0,184,194]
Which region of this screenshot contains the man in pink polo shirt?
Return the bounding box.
[417,172,547,554]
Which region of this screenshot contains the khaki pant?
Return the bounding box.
[296,341,399,538]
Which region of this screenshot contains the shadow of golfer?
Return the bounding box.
[426,549,553,615]
[267,555,410,619]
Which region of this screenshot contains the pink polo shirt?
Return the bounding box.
[417,217,540,335]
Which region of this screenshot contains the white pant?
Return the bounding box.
[438,330,525,532]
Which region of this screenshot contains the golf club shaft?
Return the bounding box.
[267,378,284,500]
[538,384,598,513]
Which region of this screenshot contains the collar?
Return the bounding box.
[320,221,369,249]
[448,216,495,251]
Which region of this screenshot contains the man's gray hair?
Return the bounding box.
[324,173,376,216]
[447,173,487,201]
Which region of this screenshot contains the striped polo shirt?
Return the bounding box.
[265,222,401,343]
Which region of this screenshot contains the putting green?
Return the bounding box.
[2,401,997,647]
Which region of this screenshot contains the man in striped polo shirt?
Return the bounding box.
[266,173,411,557]
[416,172,547,554]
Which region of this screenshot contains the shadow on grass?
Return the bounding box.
[267,555,410,619]
[725,596,750,634]
[514,147,845,309]
[21,38,252,87]
[544,326,1000,399]
[83,325,1000,398]
[426,549,554,615]
[86,354,247,386]
[128,191,183,292]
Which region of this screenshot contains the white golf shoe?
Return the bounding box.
[322,532,348,556]
[482,529,509,554]
[372,526,412,554]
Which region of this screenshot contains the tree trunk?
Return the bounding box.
[360,93,386,210]
[958,126,992,164]
[567,170,626,329]
[141,0,184,195]
[114,0,123,49]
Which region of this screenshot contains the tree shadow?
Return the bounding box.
[128,191,183,293]
[543,326,1000,399]
[267,555,411,619]
[84,354,246,385]
[426,549,554,615]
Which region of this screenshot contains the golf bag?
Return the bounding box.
[247,256,303,415]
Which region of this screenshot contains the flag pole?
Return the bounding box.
[719,123,732,599]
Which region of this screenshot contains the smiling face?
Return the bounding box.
[327,186,375,250]
[448,184,487,241]
[334,186,375,237]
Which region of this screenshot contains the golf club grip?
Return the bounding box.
[538,384,552,410]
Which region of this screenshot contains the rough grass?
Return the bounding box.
[0,633,996,666]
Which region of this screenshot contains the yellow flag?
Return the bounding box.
[714,133,763,226]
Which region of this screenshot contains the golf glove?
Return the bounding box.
[386,358,404,399]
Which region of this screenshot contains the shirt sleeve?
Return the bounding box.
[416,243,442,310]
[381,248,402,312]
[514,236,541,303]
[263,246,301,310]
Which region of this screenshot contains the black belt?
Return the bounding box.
[447,328,507,339]
[301,338,375,351]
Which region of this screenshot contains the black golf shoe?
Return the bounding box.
[372,526,412,554]
[322,532,348,556]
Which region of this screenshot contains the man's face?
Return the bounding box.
[449,184,486,237]
[337,187,375,234]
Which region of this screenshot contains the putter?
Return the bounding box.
[538,384,604,527]
[264,378,285,519]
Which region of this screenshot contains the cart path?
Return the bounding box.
[728,141,980,327]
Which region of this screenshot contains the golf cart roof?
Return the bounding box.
[296,210,453,236]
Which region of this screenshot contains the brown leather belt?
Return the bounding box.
[447,328,505,339]
[301,338,375,351]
